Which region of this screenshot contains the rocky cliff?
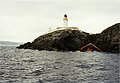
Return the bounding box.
[95,23,120,53]
[17,29,90,51]
[17,23,120,53]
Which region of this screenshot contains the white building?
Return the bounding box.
[63,14,68,27]
[49,14,79,33]
[57,14,79,30]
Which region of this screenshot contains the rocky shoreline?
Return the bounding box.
[17,23,120,53]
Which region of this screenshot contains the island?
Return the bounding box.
[17,23,120,53]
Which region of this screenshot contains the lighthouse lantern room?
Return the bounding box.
[63,14,68,27]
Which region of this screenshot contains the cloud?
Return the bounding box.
[0,0,120,42]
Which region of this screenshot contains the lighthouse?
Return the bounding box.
[63,14,68,27]
[56,14,79,30]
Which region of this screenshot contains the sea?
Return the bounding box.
[0,46,119,83]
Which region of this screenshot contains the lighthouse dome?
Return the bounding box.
[63,14,68,21]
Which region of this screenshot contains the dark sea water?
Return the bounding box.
[0,46,119,83]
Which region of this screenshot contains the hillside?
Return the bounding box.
[17,23,120,53]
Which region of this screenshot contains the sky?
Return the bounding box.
[0,0,120,42]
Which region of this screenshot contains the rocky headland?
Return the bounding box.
[17,23,120,53]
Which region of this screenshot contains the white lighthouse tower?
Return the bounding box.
[55,14,79,31]
[63,14,68,27]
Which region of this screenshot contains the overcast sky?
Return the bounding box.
[0,0,120,42]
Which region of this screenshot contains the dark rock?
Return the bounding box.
[95,23,120,53]
[17,29,90,51]
[17,23,120,53]
[17,42,32,49]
